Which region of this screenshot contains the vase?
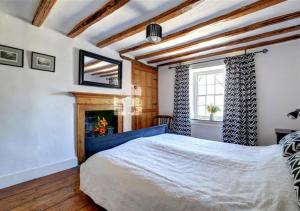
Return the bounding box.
[209,113,214,121]
[107,127,114,135]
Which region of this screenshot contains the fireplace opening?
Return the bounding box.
[85,110,118,138]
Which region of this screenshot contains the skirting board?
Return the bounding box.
[0,157,78,189]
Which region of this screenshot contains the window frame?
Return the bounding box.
[192,68,225,121]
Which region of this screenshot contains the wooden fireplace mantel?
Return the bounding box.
[71,91,129,98]
[70,91,128,163]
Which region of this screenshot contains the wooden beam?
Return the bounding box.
[98,72,118,77]
[158,34,300,67]
[96,0,201,47]
[32,0,57,26]
[137,11,300,60]
[67,0,130,38]
[85,64,117,73]
[119,0,285,54]
[120,54,157,70]
[91,69,118,75]
[84,60,102,68]
[148,25,300,63]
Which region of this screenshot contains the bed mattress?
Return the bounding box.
[80,133,298,211]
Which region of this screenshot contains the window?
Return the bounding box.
[191,65,225,121]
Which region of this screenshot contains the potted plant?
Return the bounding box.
[207,104,220,121]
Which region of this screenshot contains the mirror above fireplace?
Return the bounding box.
[79,49,122,89]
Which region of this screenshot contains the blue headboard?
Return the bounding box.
[85,125,168,159]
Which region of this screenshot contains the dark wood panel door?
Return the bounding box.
[132,62,158,130]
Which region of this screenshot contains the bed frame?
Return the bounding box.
[84,125,168,161]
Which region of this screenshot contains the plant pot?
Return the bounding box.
[209,113,214,121]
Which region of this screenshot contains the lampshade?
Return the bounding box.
[146,23,162,43]
[287,109,300,119]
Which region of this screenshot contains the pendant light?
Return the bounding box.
[146,23,162,43]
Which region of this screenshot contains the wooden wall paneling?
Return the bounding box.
[131,62,158,130]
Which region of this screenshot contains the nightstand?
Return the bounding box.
[275,128,297,144]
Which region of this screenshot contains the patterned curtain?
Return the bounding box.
[223,53,257,146]
[173,65,191,136]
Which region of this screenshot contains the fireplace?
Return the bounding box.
[71,92,128,163]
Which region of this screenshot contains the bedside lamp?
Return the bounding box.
[287,109,300,119]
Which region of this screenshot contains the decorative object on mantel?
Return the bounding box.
[79,49,122,89]
[146,23,162,43]
[0,44,23,67]
[31,52,55,72]
[207,104,220,121]
[287,109,300,119]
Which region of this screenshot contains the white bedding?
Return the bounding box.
[80,133,298,211]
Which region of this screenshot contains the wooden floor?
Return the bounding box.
[0,167,106,211]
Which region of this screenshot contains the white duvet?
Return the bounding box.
[80,134,298,211]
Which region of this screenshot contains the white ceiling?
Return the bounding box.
[0,0,299,66]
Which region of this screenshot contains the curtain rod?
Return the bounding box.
[168,48,268,69]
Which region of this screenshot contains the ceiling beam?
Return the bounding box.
[91,69,118,75]
[85,64,117,73]
[148,25,300,63]
[158,34,300,67]
[96,0,202,47]
[67,0,130,38]
[84,60,102,68]
[98,72,118,77]
[137,11,300,60]
[120,54,157,69]
[119,0,285,54]
[32,0,57,26]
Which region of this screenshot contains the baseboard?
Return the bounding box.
[0,157,78,189]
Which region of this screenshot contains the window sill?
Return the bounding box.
[191,119,223,126]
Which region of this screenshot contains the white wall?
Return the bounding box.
[159,40,300,146]
[0,12,132,188]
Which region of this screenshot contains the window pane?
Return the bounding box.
[206,95,214,105]
[193,68,225,120]
[216,73,224,84]
[215,84,224,94]
[207,74,214,84]
[198,85,206,95]
[215,95,224,105]
[198,75,206,85]
[198,106,206,116]
[197,96,206,106]
[207,85,214,95]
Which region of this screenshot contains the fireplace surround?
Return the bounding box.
[71,92,128,163]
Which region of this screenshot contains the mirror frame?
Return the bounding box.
[79,49,122,89]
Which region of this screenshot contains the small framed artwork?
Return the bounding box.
[31,52,55,72]
[0,45,24,67]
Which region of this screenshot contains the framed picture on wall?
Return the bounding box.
[31,52,55,72]
[0,45,24,67]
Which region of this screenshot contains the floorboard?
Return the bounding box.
[0,167,106,211]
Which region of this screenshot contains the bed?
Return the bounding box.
[80,126,298,211]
